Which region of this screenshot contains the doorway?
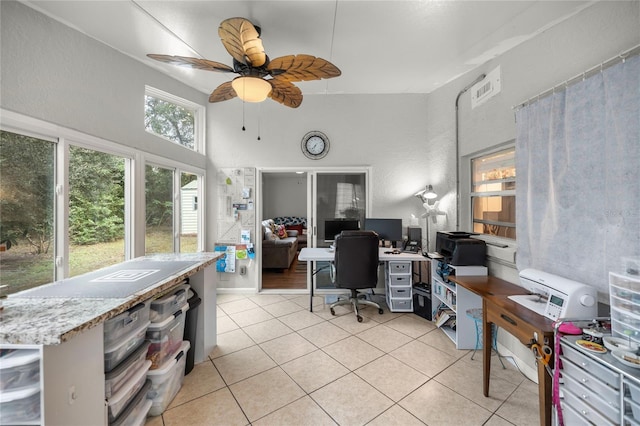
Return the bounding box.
[259,170,308,291]
[257,168,371,292]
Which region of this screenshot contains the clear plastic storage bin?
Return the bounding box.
[104,302,151,347]
[107,360,151,422]
[0,383,40,424]
[149,284,189,323]
[105,341,150,398]
[147,341,190,416]
[0,349,40,391]
[104,321,150,372]
[110,380,152,426]
[146,304,188,369]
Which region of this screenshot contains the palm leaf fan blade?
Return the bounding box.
[147,54,234,73]
[209,81,237,103]
[267,54,341,82]
[268,79,302,108]
[219,18,266,67]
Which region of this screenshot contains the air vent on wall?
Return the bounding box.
[471,65,501,109]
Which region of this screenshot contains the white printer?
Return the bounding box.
[508,269,597,321]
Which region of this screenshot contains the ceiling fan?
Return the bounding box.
[148,17,341,108]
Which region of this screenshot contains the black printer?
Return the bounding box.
[435,231,486,266]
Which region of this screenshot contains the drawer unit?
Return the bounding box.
[611,273,640,343]
[558,330,640,426]
[385,261,413,312]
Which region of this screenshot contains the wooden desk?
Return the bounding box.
[449,275,555,426]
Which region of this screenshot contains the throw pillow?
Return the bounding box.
[276,224,288,239]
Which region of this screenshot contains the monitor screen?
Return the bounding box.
[324,219,360,241]
[363,218,403,245]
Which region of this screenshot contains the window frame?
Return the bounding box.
[144,86,206,154]
[0,108,206,295]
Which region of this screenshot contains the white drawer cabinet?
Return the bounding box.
[385,261,413,312]
[559,335,640,425]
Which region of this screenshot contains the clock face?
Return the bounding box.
[301,131,330,159]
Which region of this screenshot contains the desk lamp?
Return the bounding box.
[414,185,446,251]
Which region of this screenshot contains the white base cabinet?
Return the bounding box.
[385,261,413,312]
[430,259,486,350]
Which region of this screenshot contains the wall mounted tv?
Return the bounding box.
[363,218,403,247]
[324,219,360,242]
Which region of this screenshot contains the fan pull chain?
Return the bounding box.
[257,104,261,141]
[242,103,246,131]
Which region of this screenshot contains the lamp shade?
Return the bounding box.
[424,185,437,200]
[231,76,272,102]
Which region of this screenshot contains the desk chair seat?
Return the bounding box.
[330,230,384,323]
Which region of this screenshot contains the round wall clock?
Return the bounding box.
[301,131,330,160]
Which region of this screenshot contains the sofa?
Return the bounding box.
[261,219,298,270]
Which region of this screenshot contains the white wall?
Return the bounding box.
[207,94,430,289]
[0,1,208,168]
[262,174,307,219]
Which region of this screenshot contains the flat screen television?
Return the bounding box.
[324,219,360,242]
[363,218,403,247]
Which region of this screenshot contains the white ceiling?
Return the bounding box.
[23,0,592,99]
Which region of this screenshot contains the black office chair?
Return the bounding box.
[329,230,384,322]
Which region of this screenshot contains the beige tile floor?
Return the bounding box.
[145,293,540,426]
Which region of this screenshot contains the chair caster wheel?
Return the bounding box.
[378,308,384,315]
[357,315,363,323]
[330,308,336,316]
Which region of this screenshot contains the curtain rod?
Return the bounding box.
[513,43,640,111]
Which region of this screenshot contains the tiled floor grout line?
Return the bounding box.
[155,295,538,425]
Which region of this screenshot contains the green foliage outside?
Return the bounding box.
[145,96,195,150]
[1,97,200,295]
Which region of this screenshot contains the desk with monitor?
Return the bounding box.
[298,247,427,312]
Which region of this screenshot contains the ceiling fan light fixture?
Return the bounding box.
[231,76,272,102]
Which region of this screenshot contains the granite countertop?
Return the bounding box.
[0,253,220,346]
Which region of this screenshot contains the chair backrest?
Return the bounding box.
[333,230,379,290]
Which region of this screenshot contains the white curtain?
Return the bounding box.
[515,55,640,294]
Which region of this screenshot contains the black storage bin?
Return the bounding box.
[413,283,432,320]
[184,288,202,375]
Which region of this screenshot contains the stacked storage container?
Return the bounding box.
[103,302,152,425]
[610,272,640,344]
[0,349,41,424]
[146,282,190,416]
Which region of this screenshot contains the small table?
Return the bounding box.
[449,275,554,426]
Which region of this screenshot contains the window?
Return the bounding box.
[1,110,206,297]
[145,165,174,254]
[144,86,205,152]
[68,146,127,277]
[471,147,516,239]
[0,131,56,295]
[145,166,202,255]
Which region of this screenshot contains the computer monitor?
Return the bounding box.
[324,219,360,242]
[363,218,403,247]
